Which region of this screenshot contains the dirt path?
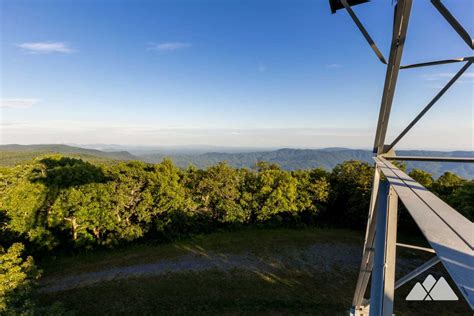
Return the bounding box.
[40,243,420,293]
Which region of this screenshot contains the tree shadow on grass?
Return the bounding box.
[29,156,109,238]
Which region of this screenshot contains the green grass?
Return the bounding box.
[37,228,471,315]
[39,227,362,279]
[40,269,356,315]
[39,268,470,315]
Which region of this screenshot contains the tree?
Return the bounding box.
[185,162,247,224]
[1,156,110,249]
[101,161,155,243]
[151,159,197,236]
[50,184,120,247]
[0,243,39,314]
[0,163,55,249]
[448,181,474,221]
[327,161,374,228]
[0,243,64,315]
[292,169,330,215]
[253,161,280,172]
[408,169,434,188]
[1,154,471,252]
[253,168,299,221]
[432,172,465,198]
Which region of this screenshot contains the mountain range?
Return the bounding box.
[1,144,472,179]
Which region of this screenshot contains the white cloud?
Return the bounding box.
[0,99,39,108]
[325,64,342,69]
[18,42,74,53]
[148,42,191,51]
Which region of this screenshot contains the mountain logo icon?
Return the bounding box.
[406,274,458,301]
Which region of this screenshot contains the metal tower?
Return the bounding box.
[329,1,473,315]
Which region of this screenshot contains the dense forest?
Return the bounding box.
[1,155,473,313]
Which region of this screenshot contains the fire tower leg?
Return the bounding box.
[351,181,399,316]
[369,182,398,316]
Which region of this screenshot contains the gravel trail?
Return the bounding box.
[40,243,420,293]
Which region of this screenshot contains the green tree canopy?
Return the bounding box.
[0,243,39,314]
[408,169,434,188]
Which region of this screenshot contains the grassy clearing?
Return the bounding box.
[40,269,470,315]
[38,228,471,315]
[40,269,356,315]
[39,227,362,279]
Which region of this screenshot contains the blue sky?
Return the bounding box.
[1,0,472,149]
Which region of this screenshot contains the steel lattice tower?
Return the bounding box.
[329,0,473,315]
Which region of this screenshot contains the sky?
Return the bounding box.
[1,0,473,150]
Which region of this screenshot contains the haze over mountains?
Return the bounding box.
[1,144,473,179]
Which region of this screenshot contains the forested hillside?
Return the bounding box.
[0,144,138,166]
[134,148,474,178]
[1,155,472,313]
[2,154,472,250]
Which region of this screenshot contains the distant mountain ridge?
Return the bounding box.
[0,144,138,166]
[1,144,472,178]
[140,148,373,170]
[140,148,474,178]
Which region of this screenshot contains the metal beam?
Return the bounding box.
[396,242,435,253]
[352,166,381,309]
[395,256,441,290]
[369,181,390,316]
[377,157,472,252]
[400,56,474,69]
[341,0,387,64]
[385,156,474,163]
[387,60,472,152]
[375,157,474,309]
[368,181,398,316]
[431,0,474,49]
[373,0,413,154]
[335,0,473,312]
[382,185,398,315]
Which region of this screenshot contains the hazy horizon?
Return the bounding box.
[1,141,473,153]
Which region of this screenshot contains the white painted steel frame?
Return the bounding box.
[431,0,474,49]
[375,157,474,309]
[340,0,387,64]
[372,0,413,155]
[368,182,398,316]
[340,0,474,314]
[394,256,440,290]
